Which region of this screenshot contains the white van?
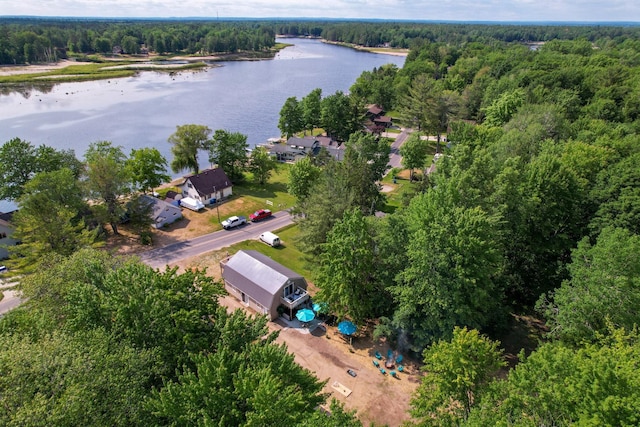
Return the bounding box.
[259,231,281,247]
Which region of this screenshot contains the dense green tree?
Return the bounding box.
[0,137,37,200]
[390,182,503,350]
[398,75,459,151]
[84,141,131,235]
[411,327,505,426]
[65,260,225,374]
[482,88,525,127]
[148,311,326,426]
[287,156,321,202]
[168,124,211,175]
[320,90,361,142]
[124,193,155,244]
[342,132,390,213]
[466,327,640,426]
[297,400,363,427]
[207,129,249,182]
[538,227,640,345]
[589,152,640,236]
[278,96,304,139]
[248,146,277,185]
[315,208,385,324]
[0,329,160,427]
[349,64,399,111]
[33,145,83,178]
[400,133,431,181]
[11,169,97,269]
[126,147,170,193]
[398,74,437,132]
[301,88,323,135]
[296,161,354,254]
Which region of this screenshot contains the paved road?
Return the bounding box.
[0,279,20,316]
[385,128,410,174]
[138,210,294,269]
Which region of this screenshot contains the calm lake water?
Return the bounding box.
[0,38,405,212]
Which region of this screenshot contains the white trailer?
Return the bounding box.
[180,197,205,211]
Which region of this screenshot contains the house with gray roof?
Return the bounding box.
[221,250,309,320]
[140,195,183,229]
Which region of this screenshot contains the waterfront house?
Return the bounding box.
[140,195,183,228]
[221,250,309,320]
[178,168,232,205]
[0,211,18,260]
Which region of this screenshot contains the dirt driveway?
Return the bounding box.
[221,295,419,426]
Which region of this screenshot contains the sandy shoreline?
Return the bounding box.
[0,43,406,78]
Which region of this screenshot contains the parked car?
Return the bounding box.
[259,231,281,247]
[221,215,247,230]
[250,209,272,222]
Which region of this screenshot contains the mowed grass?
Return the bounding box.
[234,164,296,211]
[222,223,316,281]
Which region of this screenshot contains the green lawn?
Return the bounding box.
[234,164,296,211]
[223,223,316,281]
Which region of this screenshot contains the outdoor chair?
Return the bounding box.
[390,371,398,378]
[397,365,404,372]
[373,359,380,368]
[396,354,403,364]
[380,368,386,375]
[374,351,382,359]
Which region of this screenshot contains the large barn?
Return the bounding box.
[221,250,309,320]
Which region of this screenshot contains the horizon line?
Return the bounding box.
[1,15,639,26]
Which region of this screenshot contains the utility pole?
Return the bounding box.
[213,185,221,223]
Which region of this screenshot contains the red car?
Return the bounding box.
[249,209,272,222]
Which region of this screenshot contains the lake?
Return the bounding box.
[0,38,405,212]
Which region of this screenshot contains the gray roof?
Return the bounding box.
[287,136,318,148]
[141,194,181,220]
[223,250,305,307]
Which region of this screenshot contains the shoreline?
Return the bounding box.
[0,39,406,79]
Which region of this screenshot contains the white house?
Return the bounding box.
[140,195,183,228]
[178,168,233,205]
[0,211,18,260]
[221,250,309,320]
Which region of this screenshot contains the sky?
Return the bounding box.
[1,0,639,23]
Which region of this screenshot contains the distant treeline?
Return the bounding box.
[276,21,640,48]
[2,17,640,65]
[0,18,276,64]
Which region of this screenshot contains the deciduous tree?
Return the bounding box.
[390,182,503,350]
[301,88,322,135]
[538,227,640,344]
[207,129,249,182]
[148,311,326,426]
[126,147,170,193]
[278,96,304,139]
[315,208,385,324]
[287,156,321,202]
[400,133,431,181]
[248,146,277,185]
[11,169,98,269]
[84,141,131,235]
[410,327,505,425]
[168,124,211,175]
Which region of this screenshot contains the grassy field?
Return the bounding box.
[234,164,296,211]
[223,223,315,281]
[0,61,207,84]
